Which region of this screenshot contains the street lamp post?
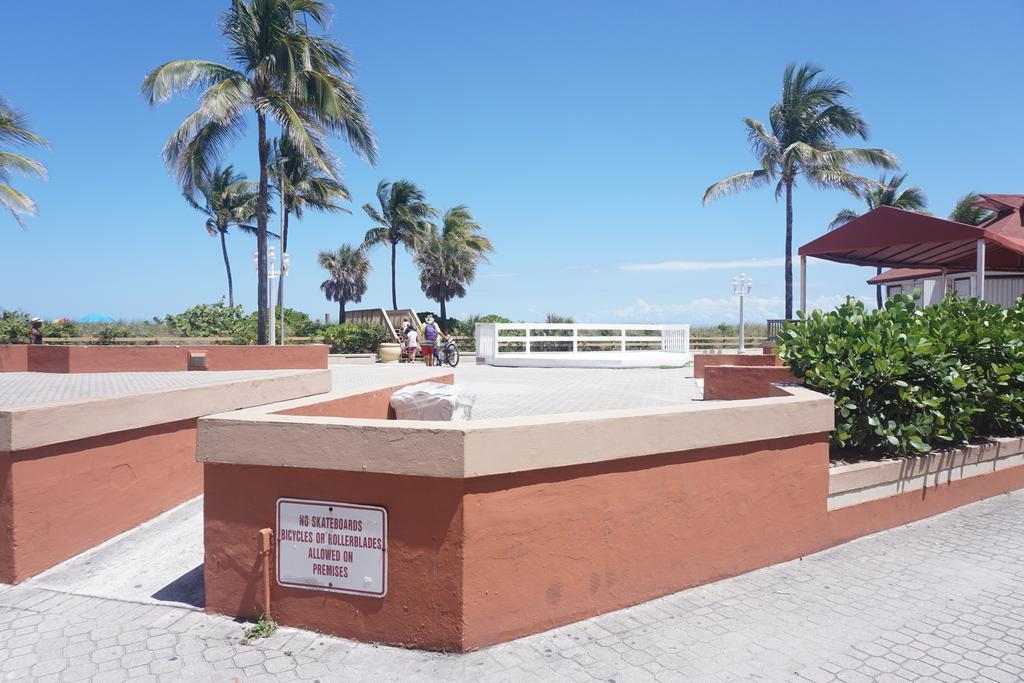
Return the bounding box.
[278,252,290,344]
[732,273,753,352]
[254,247,288,346]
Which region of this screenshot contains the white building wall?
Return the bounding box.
[884,275,1024,308]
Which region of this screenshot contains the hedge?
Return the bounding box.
[778,294,1024,456]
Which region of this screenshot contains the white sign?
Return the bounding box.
[276,498,387,598]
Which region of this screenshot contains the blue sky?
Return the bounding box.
[4,1,1023,325]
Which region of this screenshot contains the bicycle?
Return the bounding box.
[434,338,460,367]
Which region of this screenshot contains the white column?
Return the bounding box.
[941,267,948,299]
[976,239,986,301]
[799,255,807,315]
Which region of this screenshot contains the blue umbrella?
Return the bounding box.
[79,312,116,323]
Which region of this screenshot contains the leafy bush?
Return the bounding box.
[43,320,80,338]
[164,301,247,338]
[320,323,391,354]
[778,294,1024,457]
[95,325,137,345]
[0,310,31,343]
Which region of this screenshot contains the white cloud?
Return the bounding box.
[611,294,870,324]
[619,257,786,273]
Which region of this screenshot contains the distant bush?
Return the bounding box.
[95,325,137,345]
[320,323,391,354]
[779,294,1024,457]
[164,301,247,338]
[43,320,80,338]
[0,310,30,343]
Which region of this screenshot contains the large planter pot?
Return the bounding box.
[378,343,401,363]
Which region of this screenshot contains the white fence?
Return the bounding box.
[475,323,690,360]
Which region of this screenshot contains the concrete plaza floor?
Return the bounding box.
[3,491,1022,681]
[330,362,701,419]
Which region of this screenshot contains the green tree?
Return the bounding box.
[318,245,370,323]
[0,96,48,226]
[829,173,928,309]
[184,165,258,307]
[361,180,435,310]
[142,0,376,344]
[270,134,350,325]
[948,193,994,226]
[414,206,493,328]
[703,63,898,318]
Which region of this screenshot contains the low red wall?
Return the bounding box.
[202,429,1024,651]
[703,365,799,400]
[0,345,29,372]
[204,464,466,651]
[693,353,782,379]
[276,375,454,420]
[0,344,328,373]
[0,419,202,583]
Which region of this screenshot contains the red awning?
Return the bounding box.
[798,205,1024,271]
[866,268,952,285]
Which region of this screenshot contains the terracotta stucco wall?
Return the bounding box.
[0,346,29,372]
[275,375,454,420]
[0,419,202,583]
[460,434,829,649]
[203,463,466,651]
[703,365,799,400]
[0,344,328,373]
[693,353,782,378]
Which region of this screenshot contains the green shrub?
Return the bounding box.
[0,310,31,343]
[164,301,247,337]
[320,323,391,354]
[95,325,137,345]
[43,320,80,338]
[778,294,1024,457]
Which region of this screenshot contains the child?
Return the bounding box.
[403,323,419,361]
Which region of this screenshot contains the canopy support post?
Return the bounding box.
[976,239,986,301]
[799,255,807,315]
[940,267,948,300]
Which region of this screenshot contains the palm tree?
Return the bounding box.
[141,0,376,344]
[270,134,350,332]
[318,245,369,323]
[361,180,435,310]
[949,193,993,226]
[414,206,493,328]
[0,96,48,226]
[184,165,259,307]
[703,63,898,318]
[829,173,928,308]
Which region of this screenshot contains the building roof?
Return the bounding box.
[799,204,1024,271]
[866,268,948,285]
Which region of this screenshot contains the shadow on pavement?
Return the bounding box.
[152,564,205,608]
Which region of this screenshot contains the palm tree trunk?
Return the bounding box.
[390,240,398,311]
[220,229,234,308]
[276,210,289,337]
[876,267,883,309]
[440,298,447,330]
[255,112,270,345]
[339,299,346,324]
[784,178,794,320]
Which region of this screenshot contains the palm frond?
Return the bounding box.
[702,170,770,204]
[140,60,244,104]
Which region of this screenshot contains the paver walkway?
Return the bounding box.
[331,364,702,419]
[1,491,1022,681]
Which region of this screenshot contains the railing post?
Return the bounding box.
[620,328,626,352]
[572,326,578,353]
[525,326,532,354]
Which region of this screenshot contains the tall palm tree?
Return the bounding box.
[318,245,369,323]
[270,134,350,334]
[949,193,993,226]
[141,0,376,344]
[703,63,898,318]
[0,96,48,226]
[184,165,259,307]
[361,180,435,310]
[829,173,928,308]
[414,206,494,328]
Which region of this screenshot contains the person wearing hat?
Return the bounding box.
[29,318,44,345]
[420,315,440,366]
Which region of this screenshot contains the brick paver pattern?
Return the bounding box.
[0,491,1021,681]
[0,370,309,408]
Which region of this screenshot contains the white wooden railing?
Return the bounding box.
[475,323,690,359]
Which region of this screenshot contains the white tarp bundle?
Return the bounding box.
[390,382,475,421]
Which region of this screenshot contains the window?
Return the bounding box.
[953,277,971,298]
[886,285,903,298]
